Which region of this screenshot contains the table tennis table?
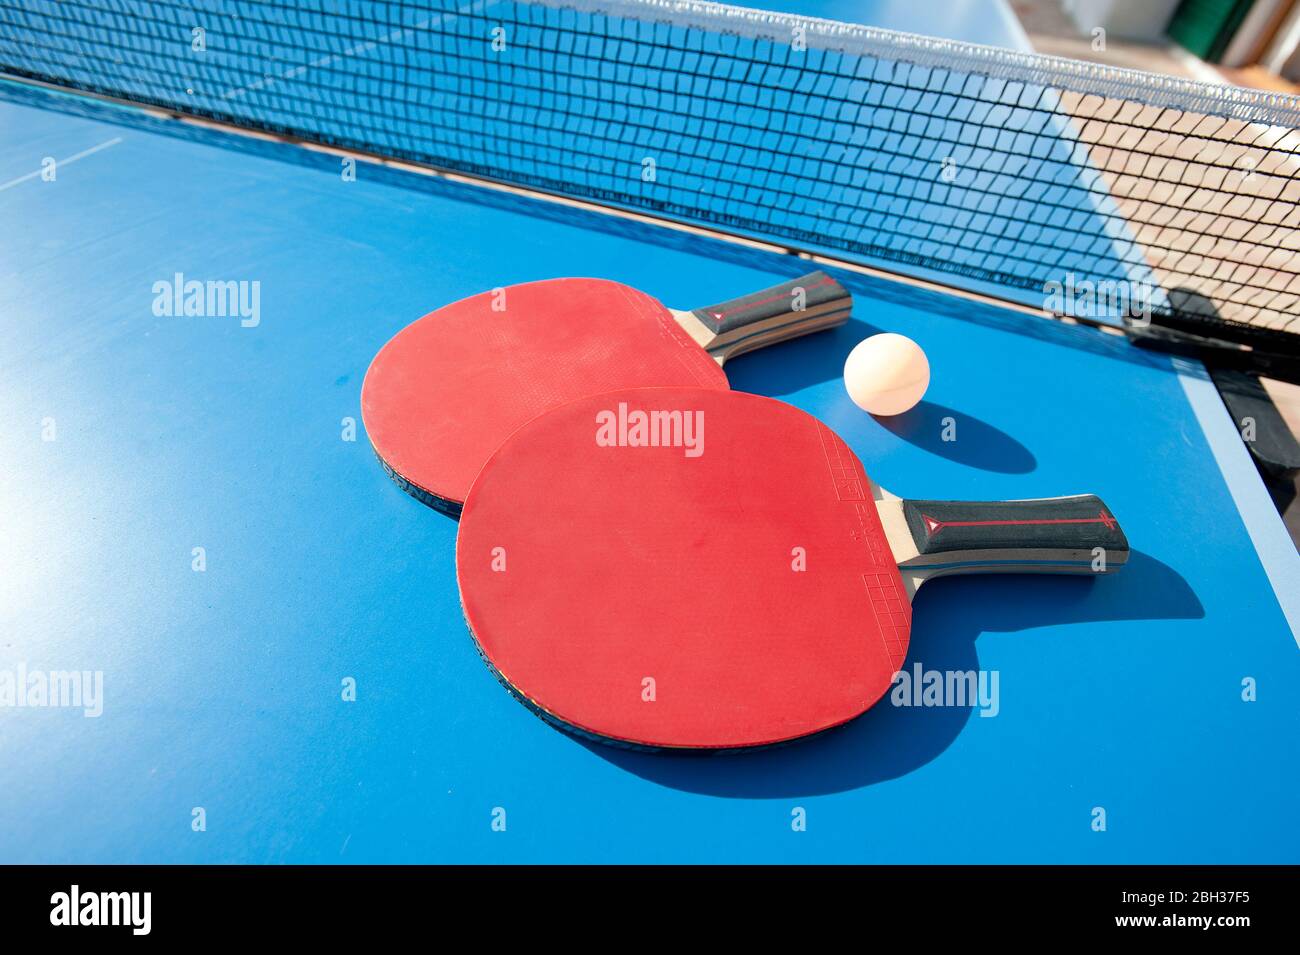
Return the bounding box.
[2,0,1297,864]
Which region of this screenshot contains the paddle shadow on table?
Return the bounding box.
[577,549,1201,798]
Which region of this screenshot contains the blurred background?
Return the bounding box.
[1013,0,1300,92]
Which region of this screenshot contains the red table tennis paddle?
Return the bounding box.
[456,387,1128,750]
[361,272,849,514]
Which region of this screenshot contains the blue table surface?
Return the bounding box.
[1,1,1297,864]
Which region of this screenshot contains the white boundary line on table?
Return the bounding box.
[1176,359,1300,645]
[0,135,121,191]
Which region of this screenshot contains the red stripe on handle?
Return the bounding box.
[707,276,838,321]
[923,510,1117,535]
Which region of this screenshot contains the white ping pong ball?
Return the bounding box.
[843,333,930,416]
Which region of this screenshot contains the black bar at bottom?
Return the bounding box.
[0,864,1288,939]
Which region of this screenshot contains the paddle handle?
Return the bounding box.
[899,494,1128,576]
[689,271,850,362]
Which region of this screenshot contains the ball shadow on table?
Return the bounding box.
[872,399,1036,474]
[726,315,1037,475]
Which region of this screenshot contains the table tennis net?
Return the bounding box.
[3,0,1298,346]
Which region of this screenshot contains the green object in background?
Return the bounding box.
[1167,0,1257,62]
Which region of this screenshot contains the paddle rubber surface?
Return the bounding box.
[362,279,728,511]
[456,387,911,749]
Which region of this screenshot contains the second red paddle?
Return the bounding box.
[361,272,849,514]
